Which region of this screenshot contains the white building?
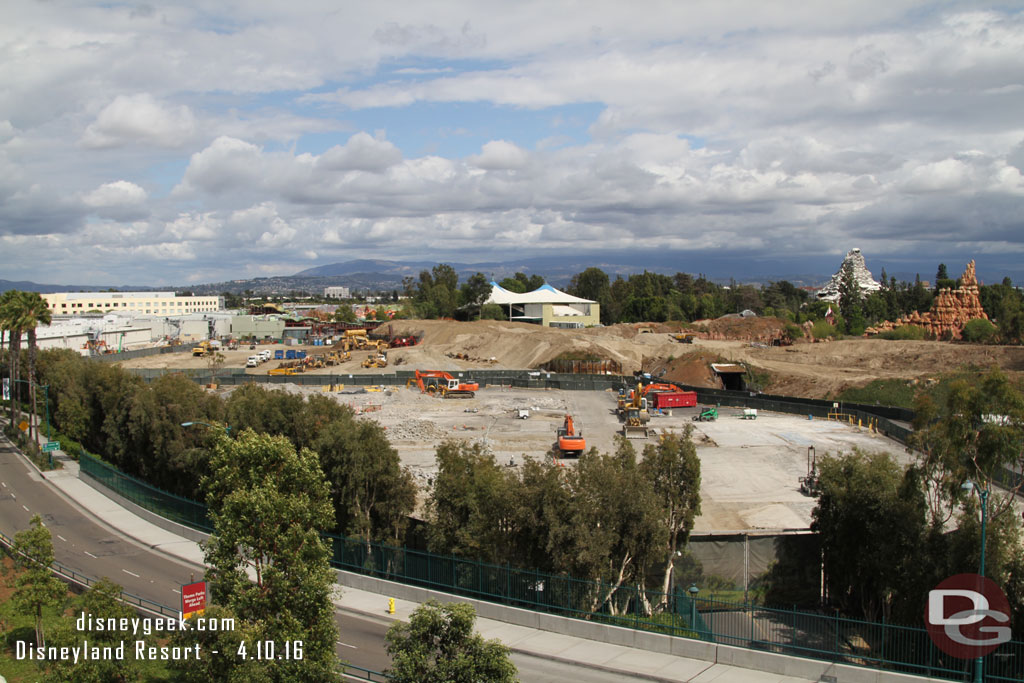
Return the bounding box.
[42,291,223,316]
[324,286,350,299]
[486,282,599,327]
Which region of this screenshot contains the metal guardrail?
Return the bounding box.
[0,527,180,619]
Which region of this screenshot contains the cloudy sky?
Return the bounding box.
[2,1,1023,286]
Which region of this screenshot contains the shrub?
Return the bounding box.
[961,318,996,343]
[878,325,927,341]
[810,320,836,339]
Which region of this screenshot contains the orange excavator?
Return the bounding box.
[556,414,586,457]
[412,370,480,399]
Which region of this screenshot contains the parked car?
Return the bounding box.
[246,355,259,367]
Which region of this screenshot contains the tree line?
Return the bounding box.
[426,430,701,617]
[380,262,1024,342]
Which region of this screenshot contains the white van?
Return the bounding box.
[246,355,259,367]
[259,350,271,362]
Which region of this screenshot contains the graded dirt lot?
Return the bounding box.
[122,319,1024,399]
[116,319,1024,531]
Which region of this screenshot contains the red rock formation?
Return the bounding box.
[865,260,988,340]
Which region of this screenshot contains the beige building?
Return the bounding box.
[486,282,600,327]
[43,292,223,316]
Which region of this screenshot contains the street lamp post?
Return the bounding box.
[962,480,989,683]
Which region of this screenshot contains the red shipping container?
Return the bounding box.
[650,391,697,409]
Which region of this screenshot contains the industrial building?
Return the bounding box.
[486,282,599,327]
[42,291,223,315]
[323,286,351,299]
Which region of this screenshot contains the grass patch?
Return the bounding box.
[837,379,919,409]
[837,365,1019,411]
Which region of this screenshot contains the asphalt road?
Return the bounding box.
[0,437,391,673]
[0,437,668,682]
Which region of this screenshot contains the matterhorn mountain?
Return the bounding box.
[816,248,882,301]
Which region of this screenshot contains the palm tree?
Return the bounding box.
[21,292,52,443]
[0,290,29,431]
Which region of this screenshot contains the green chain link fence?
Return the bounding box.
[78,448,1022,681]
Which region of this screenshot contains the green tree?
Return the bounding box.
[46,578,142,682]
[639,428,702,611]
[20,291,52,443]
[169,605,266,683]
[202,430,339,681]
[0,289,30,430]
[812,451,927,621]
[385,600,517,683]
[553,440,666,615]
[910,368,1024,521]
[333,306,356,323]
[459,272,492,320]
[426,441,516,564]
[568,267,613,324]
[6,515,67,648]
[961,318,996,343]
[837,261,865,334]
[311,414,416,546]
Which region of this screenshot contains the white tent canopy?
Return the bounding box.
[486,282,595,306]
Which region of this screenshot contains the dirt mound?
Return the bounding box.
[648,350,725,388]
[693,316,789,343]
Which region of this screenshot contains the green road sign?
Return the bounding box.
[42,441,60,452]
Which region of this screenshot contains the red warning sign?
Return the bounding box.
[181,581,207,619]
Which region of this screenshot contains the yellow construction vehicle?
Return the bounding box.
[192,341,211,357]
[361,352,388,369]
[621,383,651,439]
[268,367,300,376]
[672,333,696,344]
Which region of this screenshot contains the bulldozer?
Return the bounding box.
[361,351,388,369]
[556,414,586,457]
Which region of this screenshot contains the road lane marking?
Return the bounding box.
[22,504,29,512]
[2,481,6,487]
[336,641,357,649]
[172,589,181,594]
[122,569,140,578]
[57,535,67,542]
[84,551,97,558]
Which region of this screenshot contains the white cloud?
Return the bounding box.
[469,140,529,170]
[2,2,1024,284]
[81,94,196,149]
[317,132,403,172]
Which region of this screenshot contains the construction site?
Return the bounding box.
[110,317,995,536]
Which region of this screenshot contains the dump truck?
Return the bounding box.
[413,370,479,398]
[672,333,696,344]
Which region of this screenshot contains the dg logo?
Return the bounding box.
[926,574,1011,659]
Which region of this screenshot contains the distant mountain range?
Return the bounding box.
[4,253,1019,296]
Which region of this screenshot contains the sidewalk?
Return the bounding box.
[17,430,818,682]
